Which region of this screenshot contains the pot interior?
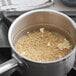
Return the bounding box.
[11,11,76,47]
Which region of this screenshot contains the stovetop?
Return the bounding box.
[0,11,76,76]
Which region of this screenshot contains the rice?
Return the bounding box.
[15,28,72,62]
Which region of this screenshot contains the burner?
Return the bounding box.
[0,11,76,76]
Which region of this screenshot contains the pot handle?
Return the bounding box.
[0,58,18,75]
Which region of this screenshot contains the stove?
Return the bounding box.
[0,11,76,76]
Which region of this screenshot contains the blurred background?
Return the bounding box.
[0,0,76,11]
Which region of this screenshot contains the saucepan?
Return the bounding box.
[0,9,76,76]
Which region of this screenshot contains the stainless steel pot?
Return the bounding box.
[0,9,76,76]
